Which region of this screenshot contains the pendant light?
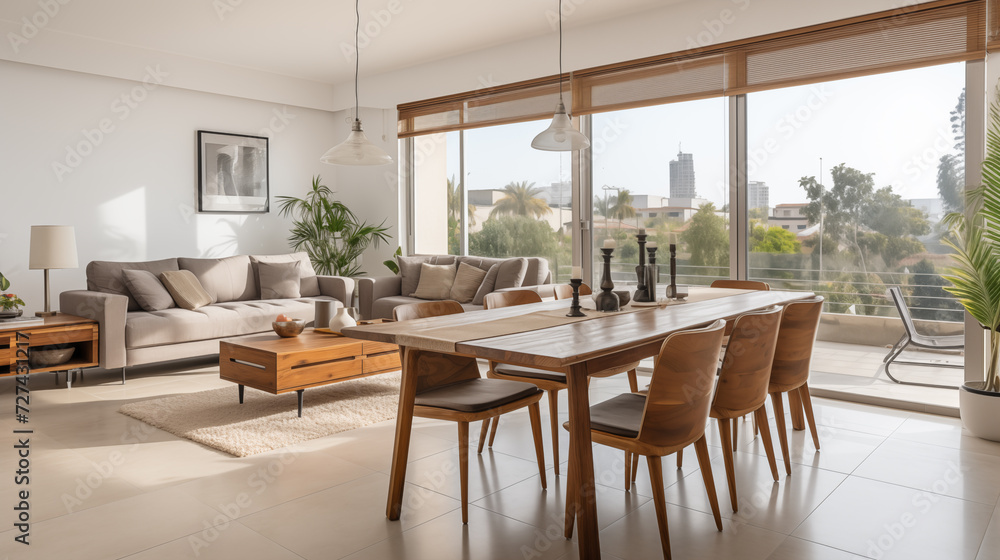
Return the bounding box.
[531,0,590,152]
[321,0,393,166]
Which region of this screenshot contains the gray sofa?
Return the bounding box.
[358,255,553,320]
[59,252,352,371]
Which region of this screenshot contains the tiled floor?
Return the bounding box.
[0,359,997,560]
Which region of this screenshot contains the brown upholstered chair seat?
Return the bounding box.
[416,379,542,413]
[492,363,567,383]
[586,393,645,438]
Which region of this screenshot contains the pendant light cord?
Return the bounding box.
[558,0,563,101]
[354,0,360,123]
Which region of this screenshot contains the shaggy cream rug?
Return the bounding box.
[119,372,401,457]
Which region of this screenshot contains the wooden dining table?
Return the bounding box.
[342,287,813,560]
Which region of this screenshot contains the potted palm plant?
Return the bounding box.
[941,91,1000,442]
[277,176,391,276]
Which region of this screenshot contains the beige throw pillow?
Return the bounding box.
[410,263,457,300]
[258,261,301,299]
[449,263,488,303]
[471,264,501,306]
[122,269,176,312]
[159,270,213,310]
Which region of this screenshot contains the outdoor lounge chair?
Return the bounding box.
[883,286,963,389]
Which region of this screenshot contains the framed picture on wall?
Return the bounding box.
[197,130,269,213]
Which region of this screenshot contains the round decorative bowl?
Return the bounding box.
[29,345,75,368]
[0,309,23,319]
[613,290,631,306]
[272,319,306,338]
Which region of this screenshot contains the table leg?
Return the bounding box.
[387,347,419,521]
[238,384,245,404]
[565,362,601,559]
[297,389,304,418]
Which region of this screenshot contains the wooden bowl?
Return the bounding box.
[272,319,306,338]
[29,346,75,368]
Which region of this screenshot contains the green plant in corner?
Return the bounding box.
[383,246,402,275]
[277,176,391,277]
[941,92,1000,394]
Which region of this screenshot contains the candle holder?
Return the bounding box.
[645,246,659,302]
[633,233,651,303]
[594,247,620,312]
[566,278,586,317]
[665,243,688,299]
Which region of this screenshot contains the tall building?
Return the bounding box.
[669,151,696,198]
[749,181,769,211]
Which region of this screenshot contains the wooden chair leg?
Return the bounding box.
[631,450,640,483]
[770,392,792,476]
[732,417,739,452]
[624,450,632,490]
[693,435,722,531]
[799,383,821,450]
[717,418,738,512]
[477,418,490,454]
[524,404,547,490]
[676,448,683,469]
[646,455,672,560]
[458,421,469,524]
[488,414,500,447]
[752,411,759,436]
[627,368,639,393]
[788,387,806,431]
[754,405,780,481]
[547,389,561,476]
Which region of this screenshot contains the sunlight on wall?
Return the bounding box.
[96,186,146,260]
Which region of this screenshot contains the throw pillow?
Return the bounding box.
[471,264,501,306]
[258,261,301,299]
[159,270,213,311]
[399,255,456,298]
[177,255,256,303]
[449,262,488,304]
[494,258,528,290]
[410,263,458,300]
[250,253,320,297]
[121,269,176,312]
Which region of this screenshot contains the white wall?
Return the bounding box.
[0,60,400,313]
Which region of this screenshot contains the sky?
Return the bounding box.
[441,61,965,212]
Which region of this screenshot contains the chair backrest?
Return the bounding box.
[887,287,918,337]
[769,296,824,391]
[711,279,770,291]
[393,300,465,321]
[552,283,593,299]
[483,289,543,310]
[712,306,783,418]
[638,319,726,449]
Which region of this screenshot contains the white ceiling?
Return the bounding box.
[0,0,681,85]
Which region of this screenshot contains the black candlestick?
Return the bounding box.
[566,279,586,317]
[633,233,650,302]
[594,247,620,312]
[665,243,687,299]
[646,246,659,301]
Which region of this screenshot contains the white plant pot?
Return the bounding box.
[959,382,1000,442]
[328,307,357,335]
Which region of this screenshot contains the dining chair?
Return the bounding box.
[481,289,640,476]
[392,300,548,524]
[552,283,593,300]
[564,319,728,559]
[710,279,771,291]
[769,296,824,475]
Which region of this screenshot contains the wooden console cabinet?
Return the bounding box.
[0,314,99,379]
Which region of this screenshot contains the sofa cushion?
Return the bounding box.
[121,269,176,312]
[87,258,179,311]
[398,255,457,299]
[495,258,528,290]
[124,296,341,349]
[524,258,550,287]
[251,252,320,297]
[178,255,257,303]
[471,264,500,306]
[450,263,487,303]
[411,263,457,299]
[258,261,301,299]
[159,270,213,311]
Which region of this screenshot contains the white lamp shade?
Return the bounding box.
[320,120,393,166]
[531,101,591,152]
[29,225,78,270]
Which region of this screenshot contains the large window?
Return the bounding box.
[746,63,966,322]
[590,98,729,289]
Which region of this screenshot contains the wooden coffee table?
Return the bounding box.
[219,329,400,417]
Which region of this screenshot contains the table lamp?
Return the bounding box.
[29,225,78,317]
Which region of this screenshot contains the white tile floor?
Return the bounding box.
[0,359,997,560]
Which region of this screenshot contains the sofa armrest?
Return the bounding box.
[59,290,128,370]
[317,276,355,307]
[358,275,402,320]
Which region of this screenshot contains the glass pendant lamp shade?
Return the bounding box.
[531,100,591,151]
[320,119,393,166]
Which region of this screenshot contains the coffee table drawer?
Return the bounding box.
[363,341,398,356]
[363,351,400,374]
[280,356,363,390]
